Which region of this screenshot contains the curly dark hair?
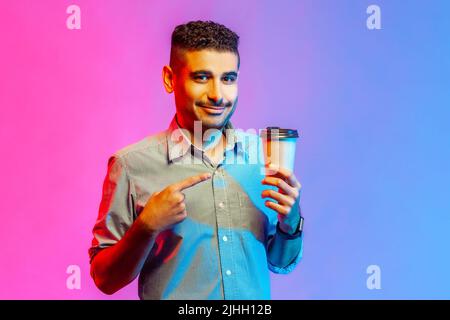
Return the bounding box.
[170,20,240,70]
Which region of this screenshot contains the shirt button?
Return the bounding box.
[218,202,225,209]
[226,270,232,276]
[222,235,228,242]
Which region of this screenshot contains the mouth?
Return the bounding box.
[199,105,226,115]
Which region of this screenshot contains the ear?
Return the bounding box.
[162,65,175,93]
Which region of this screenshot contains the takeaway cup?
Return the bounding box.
[260,127,299,175]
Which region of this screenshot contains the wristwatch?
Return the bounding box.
[277,216,304,239]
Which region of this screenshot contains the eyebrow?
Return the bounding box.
[190,70,238,77]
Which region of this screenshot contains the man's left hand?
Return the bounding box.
[261,164,302,235]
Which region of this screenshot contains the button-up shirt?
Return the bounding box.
[89,115,303,299]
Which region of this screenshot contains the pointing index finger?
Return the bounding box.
[172,172,212,191]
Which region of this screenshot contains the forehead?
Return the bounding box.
[181,49,239,73]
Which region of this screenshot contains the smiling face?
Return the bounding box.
[163,49,239,132]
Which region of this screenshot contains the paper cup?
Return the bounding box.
[260,127,299,175]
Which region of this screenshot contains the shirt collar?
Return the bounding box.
[166,114,245,163]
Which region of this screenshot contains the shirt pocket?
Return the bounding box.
[237,192,267,243]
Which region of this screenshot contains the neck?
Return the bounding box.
[175,114,226,151]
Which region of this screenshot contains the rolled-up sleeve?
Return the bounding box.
[266,219,303,274]
[88,155,136,263]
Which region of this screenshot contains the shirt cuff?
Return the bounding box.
[267,221,304,274]
[268,234,303,274]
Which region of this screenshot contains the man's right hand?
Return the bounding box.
[138,172,212,233]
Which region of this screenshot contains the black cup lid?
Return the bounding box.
[260,127,299,139]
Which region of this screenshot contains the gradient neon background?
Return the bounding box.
[1,0,449,299]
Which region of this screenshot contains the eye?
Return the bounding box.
[194,75,209,82]
[222,76,237,84]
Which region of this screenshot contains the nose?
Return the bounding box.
[207,79,224,106]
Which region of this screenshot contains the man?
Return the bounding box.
[89,20,304,300]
